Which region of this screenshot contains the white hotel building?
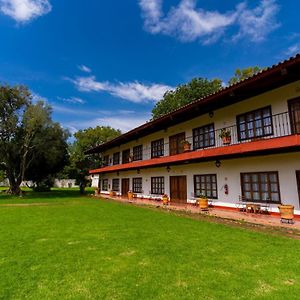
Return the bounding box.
[87,55,300,215]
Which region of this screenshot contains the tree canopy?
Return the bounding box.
[228,66,262,85]
[0,85,69,194]
[151,78,222,120]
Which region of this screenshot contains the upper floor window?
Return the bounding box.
[133,178,143,193]
[122,149,130,164]
[193,124,215,150]
[194,174,218,199]
[113,152,120,165]
[151,138,164,158]
[102,155,109,167]
[112,178,119,191]
[241,172,280,203]
[169,132,185,155]
[102,179,108,191]
[237,106,273,141]
[133,145,143,161]
[151,177,164,195]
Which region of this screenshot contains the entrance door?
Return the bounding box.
[169,132,185,156]
[296,171,300,207]
[289,98,300,134]
[121,178,130,196]
[170,176,187,203]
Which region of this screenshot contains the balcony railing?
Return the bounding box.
[101,111,294,167]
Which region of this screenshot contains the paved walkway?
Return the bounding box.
[96,194,300,230]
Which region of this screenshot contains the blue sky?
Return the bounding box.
[0,0,299,134]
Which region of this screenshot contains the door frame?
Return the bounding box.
[169,132,186,156]
[288,97,300,134]
[121,178,130,196]
[169,175,187,203]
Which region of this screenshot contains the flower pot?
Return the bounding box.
[278,205,294,221]
[162,195,169,205]
[128,191,134,200]
[183,143,191,152]
[222,136,231,145]
[109,191,116,197]
[198,198,209,211]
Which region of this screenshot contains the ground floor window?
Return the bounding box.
[133,178,143,193]
[241,172,280,203]
[102,179,108,191]
[151,177,164,195]
[112,179,119,191]
[194,174,217,199]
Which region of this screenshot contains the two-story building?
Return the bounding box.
[87,54,300,215]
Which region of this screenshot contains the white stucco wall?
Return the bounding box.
[97,152,300,214]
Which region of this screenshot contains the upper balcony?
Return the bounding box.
[90,111,300,174]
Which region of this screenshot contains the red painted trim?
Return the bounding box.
[89,135,300,174]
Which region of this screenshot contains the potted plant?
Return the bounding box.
[162,194,169,206]
[109,190,116,197]
[128,190,134,200]
[198,194,209,211]
[219,128,231,145]
[278,203,294,223]
[181,140,191,152]
[95,188,100,195]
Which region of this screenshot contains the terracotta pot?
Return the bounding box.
[278,205,294,220]
[109,191,116,197]
[222,136,231,145]
[162,196,169,205]
[128,191,134,200]
[199,198,209,211]
[183,143,191,152]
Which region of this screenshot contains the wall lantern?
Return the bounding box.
[137,169,141,174]
[166,166,171,172]
[215,160,221,168]
[209,111,214,118]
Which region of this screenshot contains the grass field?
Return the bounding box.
[1,189,300,299]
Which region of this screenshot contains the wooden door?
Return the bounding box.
[170,176,187,203]
[121,178,130,196]
[122,149,130,164]
[289,98,300,134]
[296,171,300,207]
[169,132,185,156]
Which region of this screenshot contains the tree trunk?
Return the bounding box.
[6,170,22,196]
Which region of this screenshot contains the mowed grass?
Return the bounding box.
[1,190,300,299]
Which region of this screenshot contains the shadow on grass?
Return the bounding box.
[0,187,95,201]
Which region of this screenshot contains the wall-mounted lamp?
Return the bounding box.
[117,171,119,176]
[137,169,141,174]
[215,160,221,168]
[166,166,171,172]
[209,111,214,118]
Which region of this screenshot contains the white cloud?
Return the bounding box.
[0,0,51,22]
[285,43,300,57]
[69,76,173,103]
[57,96,86,104]
[78,65,92,73]
[139,0,280,44]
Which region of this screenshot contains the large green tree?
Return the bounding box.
[62,126,121,193]
[151,78,222,119]
[0,85,69,195]
[228,66,262,85]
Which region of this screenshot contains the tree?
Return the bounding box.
[151,78,222,119]
[62,126,121,193]
[228,66,262,85]
[0,85,69,195]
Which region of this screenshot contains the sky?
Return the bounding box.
[0,0,299,135]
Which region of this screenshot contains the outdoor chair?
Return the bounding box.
[236,195,247,212]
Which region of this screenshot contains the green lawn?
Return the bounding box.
[1,190,300,299]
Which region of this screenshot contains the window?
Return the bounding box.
[151,139,164,158]
[102,155,109,167]
[169,132,185,155]
[112,179,119,192]
[237,106,273,141]
[151,177,164,194]
[133,145,143,161]
[122,149,130,164]
[102,179,108,191]
[241,172,280,203]
[113,152,120,165]
[133,178,143,193]
[193,124,215,150]
[194,174,218,199]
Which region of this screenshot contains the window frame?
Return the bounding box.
[151,138,164,158]
[102,155,109,167]
[102,179,108,191]
[151,177,165,195]
[132,177,143,193]
[122,149,130,164]
[194,174,218,199]
[113,152,120,165]
[237,106,273,141]
[240,171,281,203]
[112,178,120,192]
[193,123,215,150]
[133,145,143,161]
